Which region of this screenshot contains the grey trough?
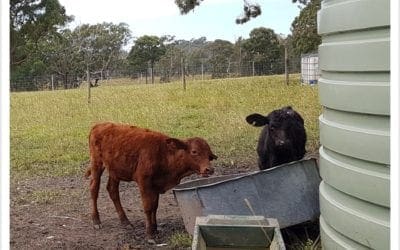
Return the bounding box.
[173,159,321,234]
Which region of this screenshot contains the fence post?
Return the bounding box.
[285,45,289,85]
[252,61,255,76]
[51,75,54,91]
[87,67,91,104]
[181,57,186,91]
[150,63,154,84]
[201,62,204,80]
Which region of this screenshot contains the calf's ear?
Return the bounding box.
[283,107,305,125]
[166,138,188,151]
[245,113,269,127]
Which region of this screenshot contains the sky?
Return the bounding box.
[58,0,301,45]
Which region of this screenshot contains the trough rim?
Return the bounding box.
[173,158,318,192]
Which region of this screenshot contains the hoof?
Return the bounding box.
[93,224,102,229]
[121,223,133,229]
[120,220,133,228]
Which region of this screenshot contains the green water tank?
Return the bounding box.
[318,0,390,249]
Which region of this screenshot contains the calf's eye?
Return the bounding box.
[191,150,198,155]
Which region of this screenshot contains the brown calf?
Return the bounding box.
[85,122,217,240]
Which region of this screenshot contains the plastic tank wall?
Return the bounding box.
[317,0,390,249]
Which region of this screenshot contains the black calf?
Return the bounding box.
[246,106,307,170]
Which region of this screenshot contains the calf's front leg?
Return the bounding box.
[138,183,160,240]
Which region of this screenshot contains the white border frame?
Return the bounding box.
[390,0,399,250]
[0,0,10,249]
[1,1,398,250]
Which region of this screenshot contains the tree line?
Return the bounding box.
[10,0,320,90]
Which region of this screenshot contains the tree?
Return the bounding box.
[72,22,131,83]
[10,0,72,77]
[232,37,244,76]
[89,23,131,79]
[186,37,210,76]
[39,29,82,88]
[175,37,210,77]
[154,37,211,82]
[289,0,321,55]
[242,27,284,75]
[175,0,310,23]
[157,39,183,83]
[207,39,234,78]
[128,36,166,84]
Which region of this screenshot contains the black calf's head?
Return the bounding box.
[246,106,305,148]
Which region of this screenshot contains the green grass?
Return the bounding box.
[168,232,193,248]
[11,74,321,179]
[18,190,64,205]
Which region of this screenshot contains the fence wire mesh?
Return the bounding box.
[10,57,303,92]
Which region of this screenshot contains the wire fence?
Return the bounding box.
[10,57,305,92]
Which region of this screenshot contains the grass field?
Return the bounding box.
[11,74,321,179]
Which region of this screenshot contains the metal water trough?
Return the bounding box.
[173,159,321,234]
[192,215,285,250]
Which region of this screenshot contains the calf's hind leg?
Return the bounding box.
[106,177,131,227]
[89,159,104,229]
